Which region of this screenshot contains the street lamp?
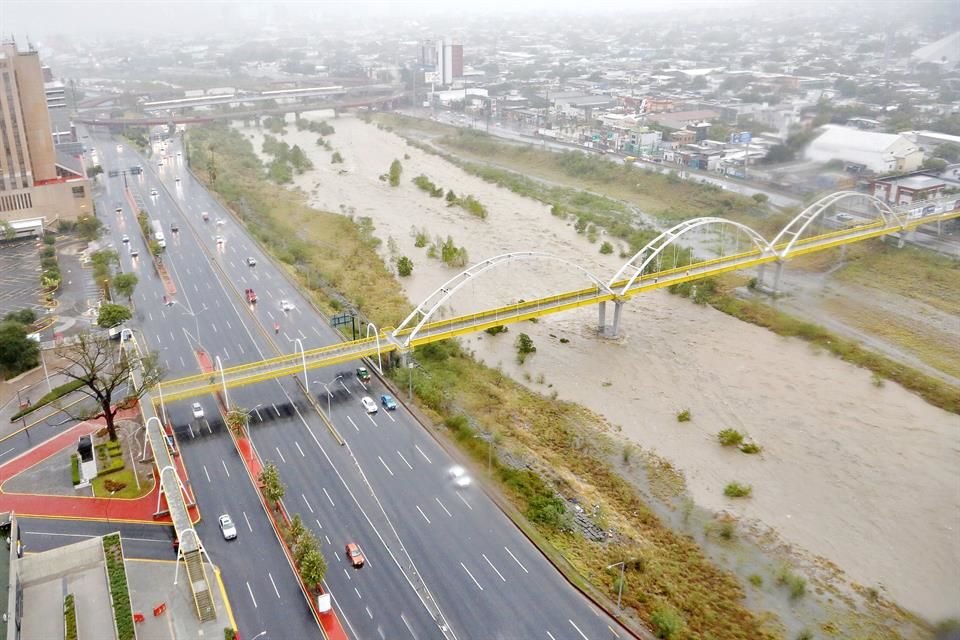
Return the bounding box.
[215,355,229,410]
[288,337,308,394]
[250,632,267,640]
[606,560,635,611]
[313,375,343,422]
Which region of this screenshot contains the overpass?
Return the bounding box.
[154,192,959,404]
[142,86,346,112]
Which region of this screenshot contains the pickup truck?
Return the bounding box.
[245,288,257,304]
[356,367,371,383]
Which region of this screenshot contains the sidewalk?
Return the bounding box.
[0,410,200,524]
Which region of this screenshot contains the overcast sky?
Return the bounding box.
[3,0,957,42]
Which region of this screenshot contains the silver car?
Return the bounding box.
[219,514,237,540]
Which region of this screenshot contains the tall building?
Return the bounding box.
[0,41,90,234]
[420,39,463,86]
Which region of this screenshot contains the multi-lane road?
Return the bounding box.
[27,127,634,640]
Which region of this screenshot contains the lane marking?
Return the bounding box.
[347,416,359,432]
[457,493,472,510]
[315,518,323,530]
[202,465,211,483]
[243,512,252,532]
[378,456,394,476]
[569,619,589,640]
[246,581,258,608]
[223,346,230,360]
[312,326,323,337]
[416,505,431,524]
[211,323,218,334]
[401,613,417,639]
[435,497,452,518]
[302,493,314,513]
[608,625,621,638]
[325,534,332,545]
[339,380,352,395]
[226,320,232,330]
[483,553,506,582]
[415,445,432,464]
[354,587,362,600]
[547,633,557,640]
[365,606,373,620]
[323,487,335,507]
[343,568,351,581]
[275,447,286,464]
[298,329,307,339]
[504,546,529,573]
[385,410,396,423]
[460,562,483,591]
[295,441,305,457]
[397,451,413,470]
[221,459,230,477]
[367,414,377,427]
[272,403,280,417]
[155,333,162,345]
[179,355,185,368]
[0,447,16,459]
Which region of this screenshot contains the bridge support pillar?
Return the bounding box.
[610,301,624,338]
[598,301,607,334]
[772,261,784,295]
[756,263,766,289]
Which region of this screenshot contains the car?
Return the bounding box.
[129,247,139,258]
[150,189,158,196]
[170,223,179,233]
[191,402,204,420]
[280,299,295,312]
[215,235,225,245]
[245,288,257,304]
[836,213,853,222]
[121,234,129,243]
[114,206,122,214]
[361,396,378,414]
[448,465,472,488]
[218,514,237,540]
[175,177,181,183]
[356,367,371,383]
[201,211,210,222]
[157,160,163,167]
[176,151,182,157]
[215,218,226,226]
[246,256,257,267]
[380,394,397,410]
[345,542,365,568]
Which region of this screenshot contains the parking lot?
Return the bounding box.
[0,239,41,318]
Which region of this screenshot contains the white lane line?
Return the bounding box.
[202,465,211,483]
[295,441,305,457]
[313,326,323,337]
[608,625,621,638]
[246,581,258,608]
[435,497,452,518]
[343,568,351,581]
[384,410,396,423]
[275,447,286,463]
[265,289,274,299]
[226,320,232,330]
[457,493,472,510]
[460,562,483,591]
[323,487,335,507]
[179,355,185,368]
[238,343,245,355]
[315,518,323,530]
[547,633,557,640]
[243,512,252,532]
[0,447,16,460]
[378,456,394,476]
[272,403,280,417]
[302,493,314,513]
[298,329,307,339]
[367,414,377,427]
[397,451,413,470]
[365,606,373,620]
[354,587,362,600]
[155,333,162,345]
[211,322,218,333]
[221,459,230,477]
[483,553,507,582]
[569,619,589,640]
[267,310,275,320]
[347,416,359,432]
[193,283,198,292]
[401,613,417,639]
[504,546,529,573]
[170,331,176,342]
[148,312,154,322]
[416,505,431,524]
[325,534,332,545]
[415,445,432,464]
[339,380,352,395]
[223,346,230,360]
[268,573,281,599]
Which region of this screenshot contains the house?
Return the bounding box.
[870,172,946,205]
[804,125,923,173]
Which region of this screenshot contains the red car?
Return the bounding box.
[245,288,257,304]
[345,543,365,568]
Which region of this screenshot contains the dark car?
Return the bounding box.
[380,394,397,410]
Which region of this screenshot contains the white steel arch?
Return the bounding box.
[392,252,614,347]
[608,217,773,295]
[770,191,902,259]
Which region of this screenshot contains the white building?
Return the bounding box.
[804,124,923,173]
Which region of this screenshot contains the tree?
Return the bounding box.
[762,145,795,164]
[922,157,948,172]
[112,273,138,304]
[299,547,328,591]
[389,159,403,187]
[293,529,318,566]
[5,308,37,325]
[516,333,536,364]
[287,514,307,545]
[0,220,14,241]
[97,303,131,329]
[751,193,769,204]
[934,143,960,163]
[396,255,414,277]
[0,320,40,379]
[76,216,103,242]
[54,332,163,440]
[225,408,249,437]
[88,164,104,177]
[259,462,286,504]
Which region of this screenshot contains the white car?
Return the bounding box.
[115,144,122,152]
[361,396,378,414]
[448,465,472,488]
[175,177,181,183]
[121,234,129,243]
[191,402,204,420]
[215,218,226,226]
[215,235,225,245]
[218,514,237,540]
[150,189,158,196]
[280,299,295,312]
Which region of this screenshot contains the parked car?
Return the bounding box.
[380,394,397,410]
[219,514,237,540]
[361,396,378,414]
[345,542,365,568]
[191,402,204,420]
[246,256,257,267]
[245,288,257,304]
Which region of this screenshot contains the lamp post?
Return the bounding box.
[314,375,343,423]
[215,355,229,410]
[288,337,307,394]
[606,560,633,611]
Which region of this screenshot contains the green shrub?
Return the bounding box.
[484,325,508,336]
[516,333,536,364]
[396,255,414,277]
[102,534,134,640]
[599,241,614,254]
[748,573,763,587]
[676,409,691,422]
[724,482,752,498]
[71,454,81,486]
[64,594,78,640]
[739,442,762,454]
[775,564,807,599]
[224,629,238,640]
[650,606,684,638]
[11,379,84,421]
[717,428,744,447]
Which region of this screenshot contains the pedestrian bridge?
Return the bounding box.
[156,191,960,403]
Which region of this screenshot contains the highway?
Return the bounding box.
[85,129,632,640]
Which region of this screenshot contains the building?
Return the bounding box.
[646,109,719,130]
[903,130,960,154]
[422,39,463,86]
[869,172,946,205]
[804,124,923,174]
[0,42,91,234]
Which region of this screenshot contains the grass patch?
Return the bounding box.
[676,409,691,422]
[64,593,77,640]
[191,122,779,640]
[739,442,763,454]
[71,453,80,485]
[102,533,134,640]
[717,428,745,447]
[724,482,753,498]
[92,468,147,498]
[10,379,85,421]
[748,574,763,587]
[775,564,807,600]
[650,606,685,638]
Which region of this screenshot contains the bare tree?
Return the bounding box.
[55,333,163,440]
